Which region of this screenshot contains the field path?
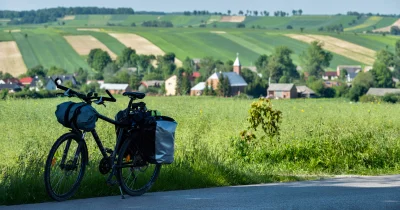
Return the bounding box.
[3,175,400,209]
[64,35,117,60]
[109,33,182,66]
[0,41,27,76]
[285,34,375,65]
[373,18,400,32]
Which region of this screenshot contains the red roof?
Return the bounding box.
[192,72,201,78]
[20,77,33,84]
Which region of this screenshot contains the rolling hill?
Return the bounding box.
[0,14,399,77]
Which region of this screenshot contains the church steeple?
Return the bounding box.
[233,52,241,75]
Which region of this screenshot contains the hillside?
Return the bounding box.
[0,15,399,76]
[25,14,397,32]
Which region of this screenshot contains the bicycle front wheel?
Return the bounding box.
[44,133,87,201]
[116,138,161,196]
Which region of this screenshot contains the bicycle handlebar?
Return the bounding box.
[54,78,116,103]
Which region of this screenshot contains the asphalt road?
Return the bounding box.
[3,175,400,210]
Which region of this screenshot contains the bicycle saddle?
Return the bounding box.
[122,92,146,99]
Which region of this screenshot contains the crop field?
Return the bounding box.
[64,35,118,60]
[0,41,27,76]
[109,32,184,66]
[2,97,400,205]
[330,34,400,53]
[11,31,91,72]
[285,34,376,65]
[373,18,400,32]
[243,15,357,30]
[223,32,361,69]
[344,16,383,31]
[135,30,261,66]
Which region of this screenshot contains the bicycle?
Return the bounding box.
[44,78,165,201]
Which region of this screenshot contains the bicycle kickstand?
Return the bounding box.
[118,185,125,199]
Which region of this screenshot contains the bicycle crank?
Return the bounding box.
[99,157,112,174]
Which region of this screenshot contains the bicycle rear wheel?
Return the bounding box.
[116,138,161,196]
[44,133,87,201]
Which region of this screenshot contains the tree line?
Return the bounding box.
[1,7,134,25]
[346,11,400,18]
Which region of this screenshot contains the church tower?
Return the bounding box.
[233,52,241,75]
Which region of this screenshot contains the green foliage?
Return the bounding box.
[370,61,394,88]
[91,50,112,72]
[301,41,333,77]
[241,69,267,97]
[390,26,400,35]
[0,89,8,100]
[46,66,67,76]
[266,46,298,82]
[349,71,375,101]
[141,20,173,27]
[217,74,230,97]
[118,47,136,66]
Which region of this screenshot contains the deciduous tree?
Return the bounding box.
[300,41,333,77]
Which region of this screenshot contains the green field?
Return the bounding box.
[0,31,14,41]
[2,97,400,205]
[11,29,91,72]
[330,33,400,53]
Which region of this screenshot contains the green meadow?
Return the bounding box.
[2,96,400,205]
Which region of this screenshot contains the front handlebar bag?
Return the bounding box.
[55,101,99,132]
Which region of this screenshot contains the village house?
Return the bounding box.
[267,83,298,99]
[19,77,33,86]
[337,65,362,82]
[0,84,22,93]
[100,83,132,94]
[45,75,78,90]
[322,71,338,80]
[140,80,164,89]
[0,78,22,86]
[190,82,206,96]
[165,75,177,96]
[366,88,400,96]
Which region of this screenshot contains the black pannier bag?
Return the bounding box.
[139,115,177,164]
[55,101,98,132]
[115,109,177,164]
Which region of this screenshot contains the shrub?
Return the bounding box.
[286,25,293,29]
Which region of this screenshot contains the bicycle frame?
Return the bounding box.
[67,96,141,186]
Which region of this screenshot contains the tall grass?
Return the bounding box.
[1,97,400,205]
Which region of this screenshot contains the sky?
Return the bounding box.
[1,0,399,15]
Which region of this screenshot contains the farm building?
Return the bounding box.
[366,88,400,96]
[100,83,132,94]
[267,83,298,99]
[296,86,316,98]
[190,82,206,96]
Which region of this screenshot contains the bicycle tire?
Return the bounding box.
[116,138,161,196]
[44,132,87,201]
